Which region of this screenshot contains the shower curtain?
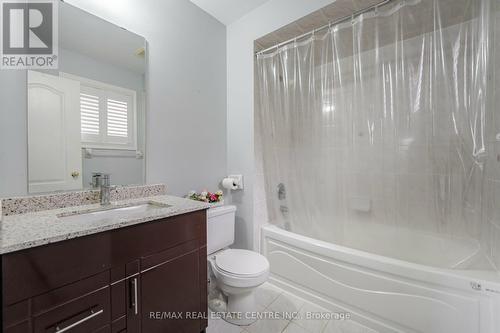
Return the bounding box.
[256,0,497,264]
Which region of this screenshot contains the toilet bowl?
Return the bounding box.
[207,206,270,325]
[209,249,269,325]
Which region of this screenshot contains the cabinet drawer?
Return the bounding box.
[111,316,126,333]
[33,271,110,316]
[33,287,110,333]
[3,232,111,306]
[3,299,30,328]
[4,321,31,333]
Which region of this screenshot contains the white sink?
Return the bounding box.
[58,202,171,224]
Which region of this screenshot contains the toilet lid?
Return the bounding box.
[215,249,269,276]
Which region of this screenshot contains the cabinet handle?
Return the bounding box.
[130,277,139,315]
[55,308,103,332]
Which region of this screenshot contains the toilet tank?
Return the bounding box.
[207,205,237,255]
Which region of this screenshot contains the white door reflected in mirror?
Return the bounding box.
[28,70,82,193]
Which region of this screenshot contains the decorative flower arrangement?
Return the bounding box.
[187,190,224,203]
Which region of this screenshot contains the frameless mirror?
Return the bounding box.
[27,2,146,193]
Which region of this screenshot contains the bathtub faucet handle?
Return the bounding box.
[277,183,286,200]
[279,205,289,219]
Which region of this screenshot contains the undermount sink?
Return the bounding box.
[57,202,171,223]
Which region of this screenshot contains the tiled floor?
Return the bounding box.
[207,283,377,333]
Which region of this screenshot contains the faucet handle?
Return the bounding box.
[101,174,111,186]
[91,173,111,188]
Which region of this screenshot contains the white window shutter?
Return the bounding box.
[80,93,100,135]
[76,77,136,150]
[107,98,129,138]
[80,85,103,144]
[104,91,134,147]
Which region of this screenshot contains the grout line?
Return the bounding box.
[263,292,284,310]
[281,320,293,332]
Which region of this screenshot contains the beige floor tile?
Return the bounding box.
[267,291,306,318]
[284,322,311,333]
[255,282,283,308]
[292,302,330,333]
[207,314,245,333]
[244,316,290,333]
[322,319,378,333]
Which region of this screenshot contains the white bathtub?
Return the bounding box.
[261,224,500,333]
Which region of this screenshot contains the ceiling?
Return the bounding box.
[189,0,271,25]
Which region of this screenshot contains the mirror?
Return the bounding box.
[27,2,146,193]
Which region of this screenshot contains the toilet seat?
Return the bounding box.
[215,249,269,276]
[210,249,270,288]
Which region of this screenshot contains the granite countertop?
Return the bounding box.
[0,195,210,254]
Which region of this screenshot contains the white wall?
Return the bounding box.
[0,71,27,197]
[0,0,227,197]
[227,0,335,250]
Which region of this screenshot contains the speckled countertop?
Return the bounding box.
[0,195,210,254]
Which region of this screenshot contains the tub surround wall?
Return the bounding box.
[1,184,166,216]
[253,117,269,253]
[485,163,500,271]
[484,9,500,272]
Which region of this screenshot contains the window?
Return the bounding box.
[63,73,137,150]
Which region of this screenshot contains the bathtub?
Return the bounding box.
[261,224,500,333]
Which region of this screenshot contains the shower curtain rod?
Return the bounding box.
[255,0,395,56]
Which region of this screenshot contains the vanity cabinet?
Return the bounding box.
[1,210,208,333]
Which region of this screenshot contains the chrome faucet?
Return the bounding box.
[91,172,105,189]
[100,174,113,205]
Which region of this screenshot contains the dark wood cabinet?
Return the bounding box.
[2,210,208,333]
[140,240,201,333]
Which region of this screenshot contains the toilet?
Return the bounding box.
[207,205,270,325]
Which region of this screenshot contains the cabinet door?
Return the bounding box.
[139,241,202,333]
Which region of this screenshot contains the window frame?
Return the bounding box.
[60,72,138,151]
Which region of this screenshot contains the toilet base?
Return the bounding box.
[224,290,258,326]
